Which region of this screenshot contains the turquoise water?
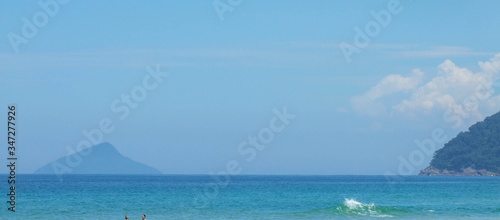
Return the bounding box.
[1,175,500,219]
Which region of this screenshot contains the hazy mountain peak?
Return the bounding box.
[35,142,162,175]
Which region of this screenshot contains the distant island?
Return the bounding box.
[419,111,500,176]
[35,142,162,175]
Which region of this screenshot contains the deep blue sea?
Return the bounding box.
[1,175,500,219]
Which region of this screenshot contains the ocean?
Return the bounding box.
[1,175,500,219]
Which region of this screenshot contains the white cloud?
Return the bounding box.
[351,69,423,116]
[352,53,500,125]
[479,53,500,74]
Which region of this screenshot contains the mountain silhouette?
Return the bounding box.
[35,142,162,175]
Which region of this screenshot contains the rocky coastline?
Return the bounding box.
[419,166,500,176]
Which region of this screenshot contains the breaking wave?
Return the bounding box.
[293,198,410,218]
[335,198,394,217]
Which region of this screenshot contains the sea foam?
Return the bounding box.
[336,198,393,218]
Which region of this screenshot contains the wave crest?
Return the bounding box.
[335,198,393,217]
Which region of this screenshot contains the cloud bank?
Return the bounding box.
[352,53,500,124]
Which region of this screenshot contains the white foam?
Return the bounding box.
[344,198,365,209]
[343,198,375,210]
[339,198,393,218]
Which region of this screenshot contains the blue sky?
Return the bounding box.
[1,0,500,175]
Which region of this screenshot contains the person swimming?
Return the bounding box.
[125,215,129,220]
[142,214,147,220]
